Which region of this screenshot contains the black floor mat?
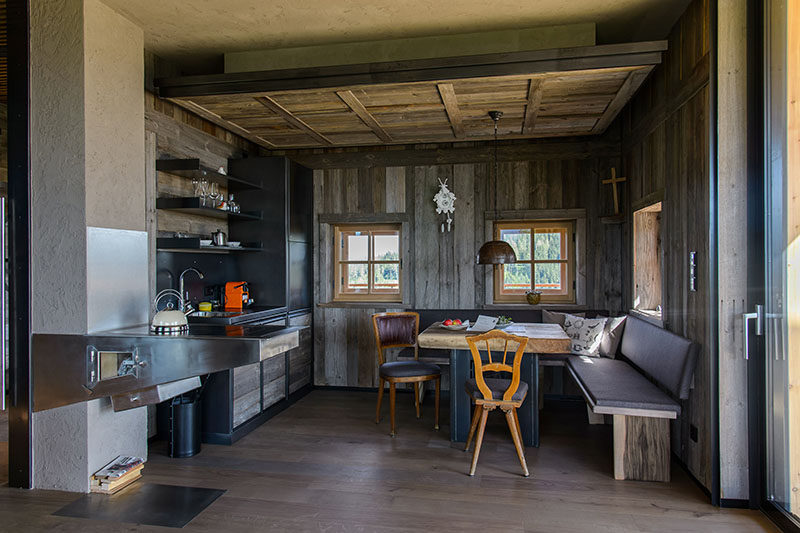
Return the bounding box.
[53,483,225,528]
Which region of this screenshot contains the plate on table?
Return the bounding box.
[495,316,514,329]
[440,320,469,330]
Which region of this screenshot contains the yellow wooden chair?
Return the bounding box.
[372,312,441,437]
[464,329,530,476]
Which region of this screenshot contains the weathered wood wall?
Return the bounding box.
[621,0,711,490]
[298,141,624,388]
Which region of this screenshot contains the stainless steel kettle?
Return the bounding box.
[211,229,227,246]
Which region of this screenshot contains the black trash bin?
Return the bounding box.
[167,392,201,458]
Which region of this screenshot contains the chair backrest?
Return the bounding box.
[371,312,419,365]
[465,330,529,402]
[619,315,700,400]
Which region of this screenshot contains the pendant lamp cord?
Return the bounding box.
[493,116,498,217]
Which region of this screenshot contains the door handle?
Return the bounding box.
[743,304,764,360]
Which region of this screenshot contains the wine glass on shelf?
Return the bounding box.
[198,179,209,206]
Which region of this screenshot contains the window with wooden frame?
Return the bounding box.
[334,224,402,302]
[493,220,576,303]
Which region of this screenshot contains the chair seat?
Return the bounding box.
[465,377,528,402]
[379,360,441,379]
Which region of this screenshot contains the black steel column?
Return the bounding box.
[6,0,32,489]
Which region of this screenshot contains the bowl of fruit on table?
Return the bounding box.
[495,316,514,329]
[440,318,469,330]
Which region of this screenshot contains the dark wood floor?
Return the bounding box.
[0,391,777,531]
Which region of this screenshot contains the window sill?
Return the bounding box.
[629,308,664,327]
[318,301,408,309]
[483,303,587,310]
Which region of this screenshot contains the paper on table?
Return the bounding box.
[467,314,498,333]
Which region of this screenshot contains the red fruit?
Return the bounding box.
[443,319,453,326]
[453,319,462,325]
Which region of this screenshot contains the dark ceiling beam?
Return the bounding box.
[155,41,667,98]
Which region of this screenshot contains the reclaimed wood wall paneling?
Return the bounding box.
[621,0,710,490]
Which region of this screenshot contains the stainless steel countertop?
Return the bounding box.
[98,322,302,340]
[32,322,304,412]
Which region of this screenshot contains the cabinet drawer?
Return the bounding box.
[289,328,312,393]
[262,354,285,409]
[233,363,261,427]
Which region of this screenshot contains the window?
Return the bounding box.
[493,220,575,303]
[632,202,662,319]
[334,224,401,302]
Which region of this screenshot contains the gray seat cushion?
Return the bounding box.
[379,360,441,378]
[567,355,680,415]
[465,377,529,402]
[620,316,699,399]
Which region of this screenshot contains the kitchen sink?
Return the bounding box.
[187,306,286,325]
[190,311,240,318]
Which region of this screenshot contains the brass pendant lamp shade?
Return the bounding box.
[476,111,517,265]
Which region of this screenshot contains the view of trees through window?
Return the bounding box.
[495,221,574,302]
[335,225,401,300]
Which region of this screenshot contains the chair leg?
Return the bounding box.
[513,408,523,442]
[469,407,490,476]
[506,408,530,477]
[389,382,397,437]
[375,378,385,424]
[414,382,421,419]
[419,381,425,406]
[434,377,440,430]
[464,404,481,452]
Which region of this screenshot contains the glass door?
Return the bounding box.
[762,0,799,525]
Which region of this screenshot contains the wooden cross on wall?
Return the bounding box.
[602,167,627,215]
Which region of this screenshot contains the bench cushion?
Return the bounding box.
[465,377,528,402]
[620,316,699,400]
[379,361,441,378]
[567,355,680,415]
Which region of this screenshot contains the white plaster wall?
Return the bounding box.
[84,0,145,231]
[30,0,148,492]
[29,0,91,493]
[86,399,147,478]
[83,0,148,485]
[717,0,750,501]
[29,0,87,335]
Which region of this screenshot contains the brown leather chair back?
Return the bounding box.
[371,312,419,365]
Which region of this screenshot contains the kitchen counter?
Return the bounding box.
[31,322,304,412]
[99,322,299,340]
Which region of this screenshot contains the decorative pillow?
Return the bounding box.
[563,313,608,357]
[599,316,627,359]
[542,309,585,326]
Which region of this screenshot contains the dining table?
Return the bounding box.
[417,322,571,447]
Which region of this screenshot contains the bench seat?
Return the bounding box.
[566,355,680,419]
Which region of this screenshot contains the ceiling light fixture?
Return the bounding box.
[476,110,517,265]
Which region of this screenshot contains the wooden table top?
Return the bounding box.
[418,322,571,354]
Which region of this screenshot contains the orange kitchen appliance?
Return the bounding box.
[224,281,249,310]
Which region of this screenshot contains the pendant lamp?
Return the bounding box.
[476,111,517,265]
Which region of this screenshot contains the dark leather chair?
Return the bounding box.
[372,312,441,437]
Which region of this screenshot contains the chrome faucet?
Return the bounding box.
[178,268,204,311]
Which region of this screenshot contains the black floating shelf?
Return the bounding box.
[156,197,262,221]
[157,237,263,254]
[156,158,262,191]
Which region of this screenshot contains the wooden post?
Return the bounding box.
[613,415,670,482]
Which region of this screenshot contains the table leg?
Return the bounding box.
[517,354,539,447]
[450,349,471,443]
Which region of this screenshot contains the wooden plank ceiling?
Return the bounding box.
[165,45,661,150]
